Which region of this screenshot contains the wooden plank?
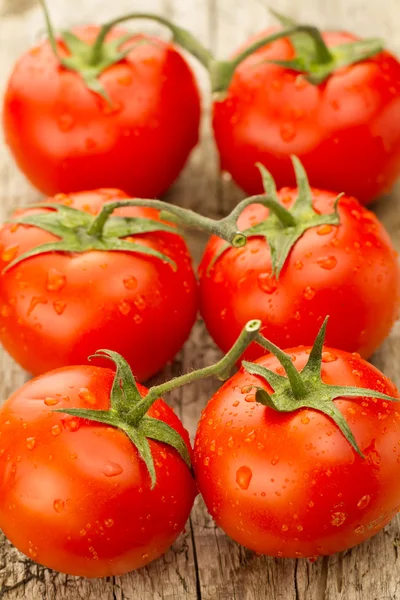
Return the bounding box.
[1,0,400,599]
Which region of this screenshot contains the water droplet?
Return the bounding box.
[51,424,62,436]
[357,495,371,510]
[53,499,65,513]
[118,300,131,315]
[142,553,149,560]
[53,300,66,315]
[1,244,19,263]
[301,416,310,425]
[46,268,66,292]
[236,466,252,490]
[257,273,277,294]
[271,455,279,465]
[70,453,78,460]
[104,518,114,528]
[57,114,75,132]
[123,276,138,290]
[317,224,333,236]
[294,261,303,270]
[352,369,363,378]
[0,305,12,317]
[322,351,338,363]
[117,74,133,86]
[44,397,59,407]
[331,511,346,526]
[78,388,96,406]
[245,394,256,403]
[26,437,36,450]
[203,457,210,466]
[102,101,123,115]
[27,296,48,317]
[103,461,123,477]
[303,286,316,300]
[280,122,296,142]
[244,430,256,443]
[62,418,80,432]
[134,295,146,310]
[227,437,234,448]
[317,256,337,270]
[281,524,289,532]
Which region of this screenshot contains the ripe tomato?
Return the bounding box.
[199,187,399,361]
[194,343,400,558]
[0,188,198,379]
[213,29,400,204]
[0,359,196,577]
[3,25,200,197]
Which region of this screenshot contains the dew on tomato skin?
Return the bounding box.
[203,457,210,466]
[281,524,289,532]
[46,268,66,292]
[44,424,60,441]
[123,275,138,290]
[303,286,316,300]
[62,418,80,432]
[245,394,256,403]
[103,461,123,477]
[301,416,310,425]
[294,260,303,270]
[0,304,12,318]
[244,430,256,443]
[352,369,363,378]
[27,296,48,317]
[331,512,347,527]
[102,101,123,115]
[26,437,36,450]
[317,224,333,236]
[322,351,338,363]
[118,300,131,316]
[236,466,252,490]
[271,455,279,465]
[134,295,146,310]
[44,397,59,407]
[1,244,19,263]
[280,122,296,142]
[53,499,65,513]
[317,256,337,270]
[78,388,96,406]
[357,495,371,510]
[53,300,67,315]
[57,114,75,132]
[227,437,234,448]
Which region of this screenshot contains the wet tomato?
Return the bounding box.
[0,354,196,577]
[0,188,198,379]
[194,338,400,558]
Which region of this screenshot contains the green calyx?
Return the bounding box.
[3,200,179,273]
[55,320,262,488]
[265,10,384,85]
[243,318,399,457]
[210,156,342,278]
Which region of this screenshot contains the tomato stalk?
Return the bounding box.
[56,319,262,487]
[38,2,384,97]
[247,318,399,456]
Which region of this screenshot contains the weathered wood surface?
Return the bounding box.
[1,0,400,598]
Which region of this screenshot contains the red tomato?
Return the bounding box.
[194,347,400,557]
[213,29,400,204]
[0,364,196,577]
[3,27,200,197]
[0,189,198,379]
[199,189,399,361]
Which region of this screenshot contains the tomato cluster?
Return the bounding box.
[1,1,400,582]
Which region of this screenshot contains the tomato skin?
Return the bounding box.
[213,29,400,204]
[0,365,196,577]
[0,189,198,380]
[194,348,400,557]
[199,189,400,361]
[3,27,200,197]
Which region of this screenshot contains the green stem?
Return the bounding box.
[256,332,308,399]
[38,0,65,63]
[89,13,213,67]
[129,319,262,425]
[87,199,248,246]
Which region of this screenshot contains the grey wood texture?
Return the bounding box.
[1,0,400,598]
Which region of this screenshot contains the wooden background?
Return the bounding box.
[1,0,400,598]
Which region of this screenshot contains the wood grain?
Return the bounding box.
[1,0,400,598]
